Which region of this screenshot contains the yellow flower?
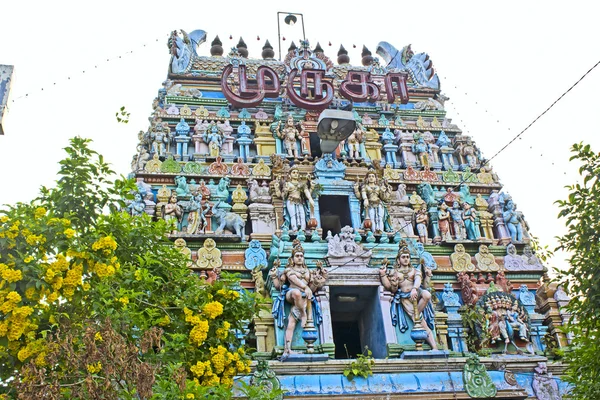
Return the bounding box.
[134,270,142,281]
[92,236,118,252]
[1,268,22,283]
[24,256,34,264]
[118,297,129,305]
[158,314,171,326]
[34,207,47,219]
[87,361,102,374]
[82,282,91,291]
[0,216,9,223]
[45,268,55,281]
[95,332,103,342]
[6,291,21,303]
[186,394,195,399]
[202,301,223,319]
[63,229,76,239]
[25,287,36,299]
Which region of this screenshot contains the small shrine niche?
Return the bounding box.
[318,195,352,236]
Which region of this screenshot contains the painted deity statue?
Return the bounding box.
[202,122,224,157]
[437,202,452,241]
[277,114,301,158]
[450,201,466,240]
[356,170,392,233]
[415,203,429,243]
[462,202,479,240]
[186,190,203,234]
[503,199,524,242]
[379,246,437,350]
[151,119,169,157]
[270,241,328,356]
[412,137,431,167]
[127,192,146,216]
[162,193,183,233]
[345,126,364,159]
[282,166,315,232]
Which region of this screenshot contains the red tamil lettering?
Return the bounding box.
[221,64,280,108]
[286,69,334,111]
[339,71,380,103]
[385,72,409,104]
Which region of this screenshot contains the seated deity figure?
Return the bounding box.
[277,114,301,158]
[355,169,392,233]
[503,199,524,242]
[379,245,437,350]
[506,302,529,341]
[127,192,146,217]
[282,166,315,232]
[270,240,328,356]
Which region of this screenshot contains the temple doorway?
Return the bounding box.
[319,195,352,236]
[329,286,386,359]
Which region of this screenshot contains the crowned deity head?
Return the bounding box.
[288,239,306,268]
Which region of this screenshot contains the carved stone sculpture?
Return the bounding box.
[463,355,497,398]
[326,226,372,267]
[270,240,328,356]
[173,238,192,267]
[450,244,474,272]
[475,245,499,271]
[355,169,392,233]
[532,362,562,400]
[245,239,268,270]
[280,166,315,232]
[276,114,301,158]
[212,201,246,241]
[195,238,222,270]
[503,244,526,271]
[379,245,437,349]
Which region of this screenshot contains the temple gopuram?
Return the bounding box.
[128,28,570,399]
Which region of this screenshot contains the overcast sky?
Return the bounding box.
[1,0,598,271]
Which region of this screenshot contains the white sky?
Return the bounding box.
[1,0,599,271]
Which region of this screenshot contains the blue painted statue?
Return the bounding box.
[503,199,524,242]
[245,239,268,270]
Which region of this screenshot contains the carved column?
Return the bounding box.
[378,287,397,347]
[316,286,334,357]
[253,307,275,358]
[537,295,569,348]
[434,311,449,350]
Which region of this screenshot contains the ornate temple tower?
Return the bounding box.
[127,29,569,398]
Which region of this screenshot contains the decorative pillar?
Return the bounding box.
[434,311,449,350]
[316,286,334,357]
[378,287,398,353]
[253,308,275,359]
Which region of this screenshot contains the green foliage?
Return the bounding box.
[0,138,268,399]
[343,346,375,381]
[458,304,490,354]
[555,142,600,399]
[116,106,130,124]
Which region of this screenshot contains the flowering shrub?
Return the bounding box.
[0,138,262,399]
